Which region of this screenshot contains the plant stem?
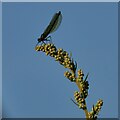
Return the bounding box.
[76,81,89,119]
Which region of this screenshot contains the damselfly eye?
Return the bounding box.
[38,38,41,42]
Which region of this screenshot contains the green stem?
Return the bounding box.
[76,80,89,119]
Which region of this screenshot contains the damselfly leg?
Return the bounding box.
[46,36,52,44]
[36,36,52,47]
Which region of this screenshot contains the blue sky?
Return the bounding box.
[2,2,118,118]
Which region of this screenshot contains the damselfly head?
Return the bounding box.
[36,37,43,46]
[38,34,44,42]
[37,37,42,43]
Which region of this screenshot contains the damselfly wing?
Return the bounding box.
[36,11,62,46]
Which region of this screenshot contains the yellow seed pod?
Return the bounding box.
[63,64,66,67]
[50,52,55,56]
[45,51,50,55]
[51,44,54,46]
[50,51,54,54]
[47,43,51,46]
[66,53,69,57]
[47,46,51,51]
[80,87,84,92]
[49,46,52,49]
[74,91,79,95]
[78,69,84,76]
[78,76,83,82]
[41,49,45,52]
[88,113,92,118]
[74,91,80,102]
[58,48,63,52]
[62,62,65,66]
[77,69,81,75]
[64,59,68,64]
[35,46,40,51]
[59,56,63,59]
[40,46,45,51]
[69,75,72,79]
[65,57,70,61]
[62,51,67,56]
[55,57,59,61]
[66,64,70,69]
[70,64,73,69]
[63,55,68,59]
[54,55,58,58]
[97,99,103,106]
[50,54,54,57]
[64,72,68,77]
[68,72,71,76]
[71,73,75,78]
[44,44,48,49]
[60,52,63,55]
[51,48,56,51]
[43,44,47,47]
[57,50,61,54]
[69,77,73,81]
[78,103,83,108]
[68,59,71,63]
[81,98,85,103]
[48,46,51,50]
[65,59,70,64]
[97,106,101,109]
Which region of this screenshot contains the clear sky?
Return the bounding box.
[2,2,118,118]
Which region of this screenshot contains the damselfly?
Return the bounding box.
[36,11,62,46]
